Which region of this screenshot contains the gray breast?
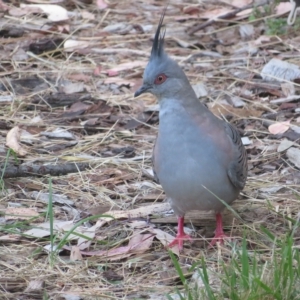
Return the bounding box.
[154,108,239,216]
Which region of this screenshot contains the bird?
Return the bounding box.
[134,7,248,250]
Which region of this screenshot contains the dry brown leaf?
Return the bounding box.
[9,6,41,17]
[81,10,95,20]
[94,202,171,228]
[93,65,102,76]
[66,232,154,260]
[0,0,9,11]
[62,82,85,94]
[254,35,271,45]
[66,101,90,114]
[148,228,180,256]
[57,24,70,33]
[40,128,76,140]
[80,118,99,126]
[235,8,251,17]
[30,116,43,124]
[67,73,91,82]
[127,220,149,229]
[24,227,52,238]
[77,228,98,250]
[30,191,74,205]
[70,245,83,261]
[128,232,154,251]
[5,207,39,220]
[24,220,85,239]
[106,61,146,73]
[107,70,119,77]
[281,82,295,97]
[6,126,27,156]
[25,280,45,293]
[0,234,21,242]
[275,2,292,15]
[209,104,262,118]
[183,6,201,15]
[268,121,291,135]
[200,8,232,19]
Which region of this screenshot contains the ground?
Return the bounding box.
[1,0,300,299]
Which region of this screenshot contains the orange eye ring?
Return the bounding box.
[154,73,167,85]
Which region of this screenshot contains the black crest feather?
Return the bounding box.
[150,5,168,60]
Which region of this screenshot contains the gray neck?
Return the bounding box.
[158,87,207,119]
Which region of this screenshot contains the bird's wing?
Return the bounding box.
[225,122,248,190]
[152,136,160,183]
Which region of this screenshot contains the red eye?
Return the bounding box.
[154,74,167,85]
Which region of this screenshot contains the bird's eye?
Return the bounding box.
[154,73,167,85]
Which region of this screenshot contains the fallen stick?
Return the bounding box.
[0,162,90,178]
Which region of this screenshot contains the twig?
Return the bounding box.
[270,95,300,104]
[187,0,270,35]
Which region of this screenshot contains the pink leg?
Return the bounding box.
[209,213,229,247]
[168,216,192,251]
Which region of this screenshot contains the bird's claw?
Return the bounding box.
[168,233,192,251]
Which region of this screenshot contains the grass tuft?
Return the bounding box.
[168,226,300,300]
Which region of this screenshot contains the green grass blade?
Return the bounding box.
[168,250,187,285]
[260,225,276,242]
[55,214,114,252]
[241,237,249,289]
[197,257,216,300]
[254,278,280,300]
[0,149,14,193]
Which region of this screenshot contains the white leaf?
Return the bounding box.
[64,40,90,52]
[20,4,68,22]
[6,126,27,156]
[268,121,290,135]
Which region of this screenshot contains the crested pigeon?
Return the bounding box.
[134,8,248,250]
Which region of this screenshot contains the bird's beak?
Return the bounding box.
[134,84,150,97]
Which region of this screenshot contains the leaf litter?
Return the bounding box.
[1,0,300,298]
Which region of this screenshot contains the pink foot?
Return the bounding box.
[209,232,229,247]
[167,217,192,251]
[168,233,192,250]
[208,213,230,248]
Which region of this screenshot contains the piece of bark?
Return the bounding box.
[31,93,94,108]
[0,163,90,178]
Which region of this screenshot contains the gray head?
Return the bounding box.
[134,7,191,101]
